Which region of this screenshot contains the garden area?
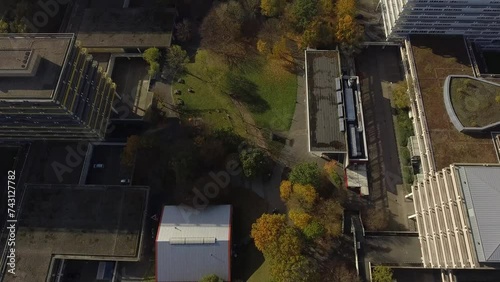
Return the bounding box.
[391,80,415,189]
[449,77,500,128]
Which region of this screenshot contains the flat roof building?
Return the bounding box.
[381,0,500,49]
[3,185,149,282]
[156,205,232,282]
[0,34,116,140]
[75,8,175,50]
[411,164,500,268]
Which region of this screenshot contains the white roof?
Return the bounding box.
[346,164,369,195]
[156,205,231,282]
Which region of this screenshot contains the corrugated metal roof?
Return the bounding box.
[156,205,231,282]
[457,165,500,263]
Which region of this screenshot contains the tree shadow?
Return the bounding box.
[225,73,270,113]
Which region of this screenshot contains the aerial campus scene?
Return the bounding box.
[1,0,500,282]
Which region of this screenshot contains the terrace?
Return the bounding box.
[445,75,500,132]
[410,36,498,169]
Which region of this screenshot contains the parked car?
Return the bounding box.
[93,164,104,168]
[120,179,130,185]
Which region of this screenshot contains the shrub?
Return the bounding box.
[396,110,413,147]
[402,166,414,185]
[199,274,223,282]
[323,160,343,187]
[289,162,321,187]
[303,221,325,240]
[400,147,411,166]
[372,266,393,282]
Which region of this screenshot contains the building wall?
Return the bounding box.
[381,0,500,49]
[0,42,115,140]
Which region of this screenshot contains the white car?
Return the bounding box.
[120,179,131,185]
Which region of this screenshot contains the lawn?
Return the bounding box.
[449,77,500,127]
[173,50,297,136]
[241,57,298,132]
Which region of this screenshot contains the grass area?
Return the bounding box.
[241,57,298,132]
[247,259,272,282]
[411,36,498,169]
[449,77,500,127]
[173,50,297,137]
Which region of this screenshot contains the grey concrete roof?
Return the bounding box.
[5,185,149,282]
[305,50,346,152]
[77,8,175,48]
[457,165,500,263]
[0,34,73,99]
[156,205,231,282]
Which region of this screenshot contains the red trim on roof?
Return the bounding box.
[228,205,232,282]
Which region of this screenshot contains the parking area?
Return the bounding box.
[356,46,414,230]
[85,144,131,185]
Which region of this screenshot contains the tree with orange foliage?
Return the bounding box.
[280,180,293,201]
[251,214,287,253]
[334,0,363,53]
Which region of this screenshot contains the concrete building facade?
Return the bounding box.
[0,34,116,140]
[381,0,500,49]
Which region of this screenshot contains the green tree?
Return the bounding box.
[143,47,161,64]
[0,20,9,33]
[199,274,223,282]
[291,0,318,31]
[303,221,325,240]
[269,254,319,282]
[372,265,393,282]
[164,45,189,79]
[240,148,267,178]
[392,81,410,110]
[289,162,321,187]
[260,0,286,17]
[148,61,160,76]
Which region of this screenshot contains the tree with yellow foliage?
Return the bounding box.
[293,184,318,207]
[251,214,287,253]
[280,180,293,201]
[289,209,312,229]
[336,0,356,17]
[335,15,363,46]
[260,0,286,17]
